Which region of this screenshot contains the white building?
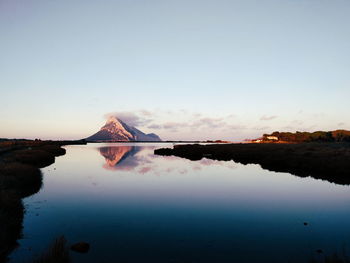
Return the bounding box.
[266,136,278,141]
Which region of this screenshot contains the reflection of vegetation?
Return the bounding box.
[310,253,350,263]
[0,190,24,262]
[263,130,350,143]
[0,164,43,261]
[0,140,84,262]
[31,236,70,263]
[155,142,350,185]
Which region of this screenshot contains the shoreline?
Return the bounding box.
[154,142,350,185]
[85,140,232,144]
[0,139,86,262]
[2,140,350,262]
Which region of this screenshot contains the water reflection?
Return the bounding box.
[99,146,141,171]
[0,164,43,262]
[98,145,237,175]
[8,143,350,263]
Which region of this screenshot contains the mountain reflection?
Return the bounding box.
[98,145,237,174]
[99,146,142,171]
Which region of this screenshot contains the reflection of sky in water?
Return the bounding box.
[9,143,350,263]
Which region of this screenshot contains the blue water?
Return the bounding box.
[9,143,350,263]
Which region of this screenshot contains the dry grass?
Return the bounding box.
[31,236,70,263]
[0,162,43,198]
[8,149,56,168]
[39,145,66,156]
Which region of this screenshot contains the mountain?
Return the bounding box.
[86,116,162,142]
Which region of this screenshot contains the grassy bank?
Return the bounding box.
[0,139,85,262]
[155,142,350,185]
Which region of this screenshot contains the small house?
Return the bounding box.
[266,136,278,141]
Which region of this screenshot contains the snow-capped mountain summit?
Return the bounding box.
[86,116,162,142]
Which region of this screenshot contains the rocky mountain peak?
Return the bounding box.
[86,117,161,142]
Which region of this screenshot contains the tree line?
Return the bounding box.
[263,130,350,142]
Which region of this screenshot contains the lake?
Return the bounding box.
[9,143,350,263]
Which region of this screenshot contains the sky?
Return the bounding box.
[0,0,349,141]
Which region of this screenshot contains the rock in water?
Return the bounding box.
[70,242,90,253]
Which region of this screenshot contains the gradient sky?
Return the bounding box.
[0,0,349,141]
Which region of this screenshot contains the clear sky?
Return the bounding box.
[0,0,349,141]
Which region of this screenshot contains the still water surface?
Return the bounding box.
[10,143,350,263]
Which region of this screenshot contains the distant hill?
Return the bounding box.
[86,116,161,142]
[260,130,350,143]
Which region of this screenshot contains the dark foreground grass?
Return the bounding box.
[31,236,70,263]
[39,145,66,156]
[0,190,24,263]
[0,162,42,198]
[0,140,74,262]
[0,162,43,262]
[8,149,56,168]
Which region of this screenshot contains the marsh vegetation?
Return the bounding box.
[0,140,83,262]
[155,142,350,185]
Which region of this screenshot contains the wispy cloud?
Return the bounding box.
[159,117,229,131]
[253,126,270,130]
[102,110,246,136]
[101,110,283,140]
[147,124,162,129]
[260,115,278,121]
[139,110,152,116]
[99,108,345,141]
[291,119,304,126]
[104,111,154,127]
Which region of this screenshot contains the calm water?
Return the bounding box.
[9,143,350,263]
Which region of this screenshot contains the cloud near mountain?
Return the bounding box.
[104,111,153,127]
[104,110,235,132]
[99,110,328,141]
[98,110,248,140]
